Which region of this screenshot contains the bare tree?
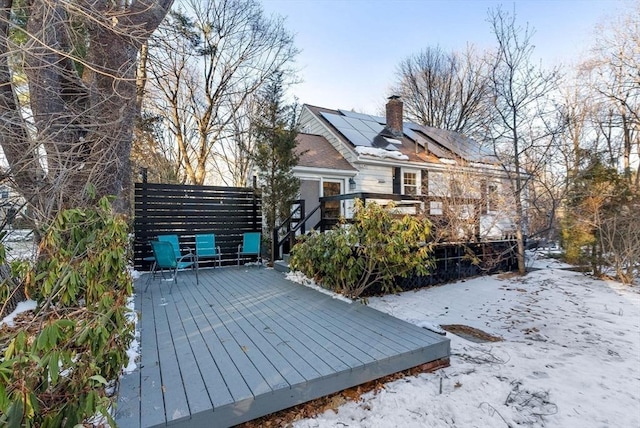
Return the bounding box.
[392,45,491,138]
[0,0,173,224]
[144,0,298,185]
[425,166,516,243]
[580,2,639,188]
[210,93,258,186]
[486,6,560,274]
[557,4,640,283]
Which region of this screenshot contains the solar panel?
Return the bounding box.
[406,123,498,163]
[364,121,385,133]
[339,128,372,147]
[325,109,497,163]
[427,140,452,158]
[360,130,379,141]
[343,116,376,133]
[402,126,422,145]
[338,109,374,121]
[410,128,452,158]
[338,109,385,124]
[320,112,352,130]
[426,127,484,161]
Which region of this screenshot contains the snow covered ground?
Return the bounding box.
[3,252,638,427]
[292,254,640,428]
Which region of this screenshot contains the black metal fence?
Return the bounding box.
[133,183,261,269]
[363,240,518,296]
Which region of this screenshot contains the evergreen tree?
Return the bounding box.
[562,154,639,283]
[252,72,300,264]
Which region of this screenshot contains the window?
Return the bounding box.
[487,183,498,213]
[323,181,342,219]
[450,178,463,197]
[430,201,443,215]
[403,172,417,195]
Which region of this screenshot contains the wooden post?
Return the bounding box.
[273,228,280,261]
[320,198,326,232]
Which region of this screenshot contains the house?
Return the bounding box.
[0,184,25,228]
[293,96,516,241]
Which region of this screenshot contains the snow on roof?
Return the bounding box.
[355,146,409,161]
[439,158,457,165]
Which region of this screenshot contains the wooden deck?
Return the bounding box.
[116,267,450,427]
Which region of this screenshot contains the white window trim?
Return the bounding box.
[402,169,420,196]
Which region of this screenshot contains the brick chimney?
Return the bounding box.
[385,95,403,137]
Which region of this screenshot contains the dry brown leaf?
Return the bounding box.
[233,357,449,428]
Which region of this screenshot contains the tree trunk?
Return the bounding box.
[0,0,174,224]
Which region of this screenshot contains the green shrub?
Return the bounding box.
[290,200,434,299]
[560,216,596,265]
[0,196,133,427]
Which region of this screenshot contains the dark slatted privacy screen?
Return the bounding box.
[134,183,261,269]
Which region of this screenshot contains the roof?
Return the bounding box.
[304,104,497,165]
[295,133,357,171]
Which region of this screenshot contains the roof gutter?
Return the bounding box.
[293,166,356,177]
[353,156,512,178]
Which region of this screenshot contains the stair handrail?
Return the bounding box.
[274,203,323,260]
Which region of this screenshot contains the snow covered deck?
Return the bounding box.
[115,267,450,427]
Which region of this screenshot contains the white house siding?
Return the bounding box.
[427,171,450,197]
[354,163,393,194]
[481,177,517,239]
[480,214,515,239]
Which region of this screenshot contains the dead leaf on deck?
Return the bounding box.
[241,345,248,352]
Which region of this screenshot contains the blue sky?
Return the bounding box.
[261,0,633,114]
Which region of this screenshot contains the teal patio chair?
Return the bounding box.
[158,234,186,260]
[237,232,261,267]
[195,233,222,268]
[145,240,198,292]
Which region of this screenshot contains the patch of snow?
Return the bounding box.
[3,229,33,242]
[355,146,409,160]
[128,267,142,280]
[384,137,402,145]
[404,318,447,335]
[286,271,353,304]
[294,256,640,428]
[469,161,502,170]
[122,295,139,374]
[439,158,457,165]
[1,300,37,327]
[2,234,37,262]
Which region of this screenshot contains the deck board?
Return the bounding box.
[116,267,450,428]
[178,285,253,403]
